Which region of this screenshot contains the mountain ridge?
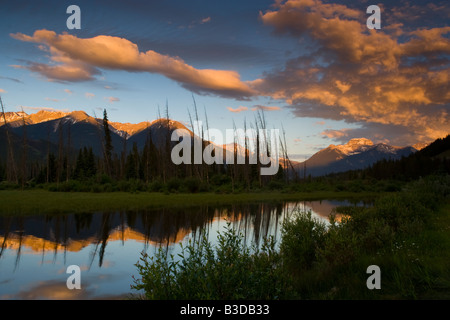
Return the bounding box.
[293,138,419,177]
[1,110,428,176]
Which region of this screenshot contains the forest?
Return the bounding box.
[1,95,450,194]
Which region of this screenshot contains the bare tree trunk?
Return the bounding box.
[57,120,63,186]
[66,122,71,182]
[121,132,128,180]
[20,108,27,189]
[0,96,18,183]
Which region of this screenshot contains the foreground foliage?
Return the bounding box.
[132,226,290,299]
[131,175,450,299]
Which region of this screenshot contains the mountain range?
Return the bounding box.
[292,138,420,177]
[1,110,423,176]
[0,110,190,160]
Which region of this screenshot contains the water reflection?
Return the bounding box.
[0,199,367,299]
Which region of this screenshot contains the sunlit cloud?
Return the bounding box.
[256,0,450,145]
[11,29,256,99]
[201,17,211,24]
[321,128,351,139]
[105,96,120,103]
[20,106,70,113]
[251,105,280,111]
[45,97,61,102]
[227,106,248,113]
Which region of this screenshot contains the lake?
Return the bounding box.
[0,199,366,300]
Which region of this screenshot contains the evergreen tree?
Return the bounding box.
[103,109,113,177]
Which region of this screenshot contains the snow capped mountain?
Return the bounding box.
[412,142,429,151]
[0,111,28,123]
[1,110,71,127]
[330,138,374,156]
[29,110,70,124]
[0,110,422,173]
[294,138,418,177]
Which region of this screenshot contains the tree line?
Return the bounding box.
[0,103,288,192]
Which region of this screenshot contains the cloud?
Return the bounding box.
[45,97,62,102]
[85,92,95,99]
[0,76,23,83]
[256,0,450,145]
[250,105,281,111]
[20,106,70,113]
[200,17,211,24]
[11,29,256,99]
[64,89,73,95]
[0,89,6,93]
[227,106,248,113]
[321,128,351,139]
[105,96,120,103]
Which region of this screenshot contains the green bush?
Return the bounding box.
[131,224,291,300]
[131,175,450,300]
[183,177,201,193]
[166,178,182,192]
[280,211,327,271]
[148,180,163,192]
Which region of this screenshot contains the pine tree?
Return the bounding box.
[103,109,113,177]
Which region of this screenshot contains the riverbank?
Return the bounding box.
[131,175,450,299]
[0,189,378,215]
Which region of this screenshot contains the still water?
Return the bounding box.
[0,199,365,300]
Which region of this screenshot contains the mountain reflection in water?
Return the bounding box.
[0,199,368,299]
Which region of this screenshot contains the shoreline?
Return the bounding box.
[0,189,379,215]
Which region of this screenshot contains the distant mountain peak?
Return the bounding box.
[412,142,429,151]
[330,137,374,156]
[66,110,90,121]
[347,138,373,146]
[295,137,417,177]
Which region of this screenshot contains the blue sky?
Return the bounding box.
[0,0,449,159]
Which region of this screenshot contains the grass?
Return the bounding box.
[0,189,378,215]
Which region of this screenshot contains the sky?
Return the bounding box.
[0,0,449,159]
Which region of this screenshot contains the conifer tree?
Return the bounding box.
[103,109,113,177]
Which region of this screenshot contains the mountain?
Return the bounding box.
[294,138,418,177]
[1,110,71,127]
[0,110,194,162]
[0,110,424,176]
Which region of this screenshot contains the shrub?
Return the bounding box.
[131,224,290,300]
[280,211,327,271]
[166,178,182,192]
[148,180,163,192]
[183,177,201,193]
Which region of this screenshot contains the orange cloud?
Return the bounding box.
[321,128,350,139]
[256,0,450,145]
[251,105,281,111]
[227,106,248,113]
[11,29,256,99]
